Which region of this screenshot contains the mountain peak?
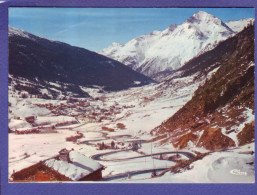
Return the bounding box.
[194,10,213,17]
[184,11,234,34]
[186,11,222,25]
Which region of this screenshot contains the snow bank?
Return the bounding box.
[35,116,77,126]
[9,97,51,119]
[9,119,32,130]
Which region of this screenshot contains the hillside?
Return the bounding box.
[9,26,153,92]
[153,24,255,151]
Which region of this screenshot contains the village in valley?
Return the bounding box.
[8,9,255,183]
[8,69,255,182]
[8,75,195,182]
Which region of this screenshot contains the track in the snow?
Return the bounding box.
[91,149,195,161]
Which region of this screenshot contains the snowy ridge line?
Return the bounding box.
[98,11,252,79]
[226,18,255,33]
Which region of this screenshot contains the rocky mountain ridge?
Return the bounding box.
[152,24,255,151]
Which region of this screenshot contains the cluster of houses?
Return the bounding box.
[14,128,41,135]
[95,139,143,151]
[9,91,138,136]
[33,98,135,124]
[34,100,90,117]
[80,104,125,123]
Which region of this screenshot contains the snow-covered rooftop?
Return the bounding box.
[43,150,103,181]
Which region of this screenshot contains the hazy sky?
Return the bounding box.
[9,8,255,51]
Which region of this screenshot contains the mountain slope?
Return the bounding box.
[226,18,254,33]
[99,11,238,79]
[9,26,153,91]
[152,24,255,151]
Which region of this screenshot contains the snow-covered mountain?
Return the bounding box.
[99,11,253,79]
[226,18,254,33]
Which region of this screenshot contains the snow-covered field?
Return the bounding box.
[120,143,255,183]
[8,71,254,183]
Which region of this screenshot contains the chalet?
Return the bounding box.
[132,142,139,151]
[11,149,104,182]
[25,116,35,123]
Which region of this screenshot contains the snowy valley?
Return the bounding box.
[8,11,255,183]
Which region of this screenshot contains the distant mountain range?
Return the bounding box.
[9,26,153,91]
[98,11,254,80]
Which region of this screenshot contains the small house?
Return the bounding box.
[25,116,35,123]
[11,149,104,182]
[132,142,139,151]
